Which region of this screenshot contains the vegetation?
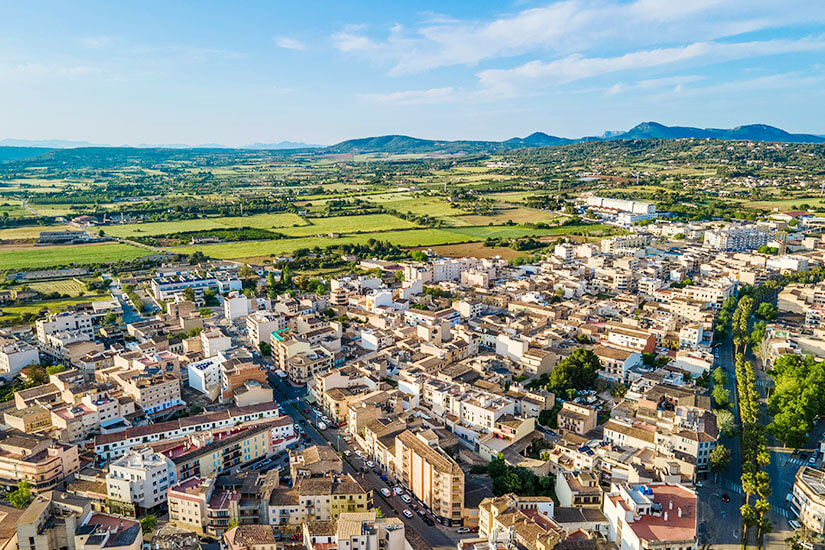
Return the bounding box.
[8,480,33,509]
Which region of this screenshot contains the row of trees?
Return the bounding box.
[736,351,773,550]
[768,355,825,448]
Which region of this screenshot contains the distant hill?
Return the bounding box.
[242,141,322,150]
[325,123,824,154]
[612,122,825,143]
[0,146,55,163]
[502,132,573,148]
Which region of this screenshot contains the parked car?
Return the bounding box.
[393,487,404,495]
[380,474,388,481]
[380,488,391,497]
[344,450,352,456]
[403,509,413,518]
[457,527,471,534]
[401,494,412,504]
[423,517,435,526]
[366,460,375,468]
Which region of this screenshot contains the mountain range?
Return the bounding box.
[1,123,823,160]
[326,122,825,154]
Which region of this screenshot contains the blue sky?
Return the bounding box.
[1,0,824,146]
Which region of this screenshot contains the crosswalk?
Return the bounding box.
[774,507,796,519]
[786,457,808,467]
[721,480,743,495]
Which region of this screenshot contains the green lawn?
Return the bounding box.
[0,243,147,270]
[0,225,67,240]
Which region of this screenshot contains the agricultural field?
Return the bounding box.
[102,213,308,238]
[279,214,417,237]
[0,224,67,241]
[169,223,610,261]
[0,294,111,323]
[0,243,147,270]
[25,279,89,296]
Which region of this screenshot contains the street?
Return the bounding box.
[266,370,469,550]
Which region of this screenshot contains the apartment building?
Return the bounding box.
[246,311,286,346]
[150,272,241,301]
[94,402,283,459]
[112,370,182,416]
[703,225,771,251]
[303,512,406,550]
[36,311,94,346]
[594,346,643,383]
[791,466,825,535]
[14,491,92,550]
[394,429,464,525]
[105,446,177,511]
[0,432,79,492]
[603,483,697,550]
[0,338,40,378]
[555,471,602,508]
[479,494,562,550]
[557,402,598,436]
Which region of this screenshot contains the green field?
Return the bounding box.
[279,214,417,236]
[26,279,89,296]
[0,243,147,270]
[0,225,67,241]
[169,223,611,260]
[0,295,111,322]
[744,197,825,210]
[102,213,308,238]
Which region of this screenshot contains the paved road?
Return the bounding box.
[266,372,468,550]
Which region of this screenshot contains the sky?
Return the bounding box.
[1,0,824,146]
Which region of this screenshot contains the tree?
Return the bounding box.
[8,480,33,509]
[492,471,522,496]
[715,409,737,437]
[45,364,67,376]
[709,444,732,474]
[141,515,157,533]
[713,367,727,386]
[754,303,778,321]
[102,311,118,325]
[547,348,600,398]
[409,250,428,262]
[712,385,731,409]
[181,286,196,302]
[259,342,272,356]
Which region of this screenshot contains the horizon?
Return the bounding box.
[2,1,824,146]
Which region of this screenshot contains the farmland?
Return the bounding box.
[0,243,147,270]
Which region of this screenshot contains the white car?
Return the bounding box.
[393,487,404,496]
[401,495,412,504]
[366,460,375,468]
[403,509,414,518]
[344,450,352,456]
[457,527,471,534]
[380,488,391,497]
[355,450,363,457]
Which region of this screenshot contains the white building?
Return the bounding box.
[603,483,697,550]
[201,328,231,357]
[223,292,249,321]
[0,338,40,378]
[703,225,771,251]
[106,446,177,510]
[35,311,94,345]
[246,311,286,346]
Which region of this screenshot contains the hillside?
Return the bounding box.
[0,146,54,163]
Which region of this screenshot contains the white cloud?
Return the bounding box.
[361,87,456,105]
[332,0,825,75]
[476,37,825,95]
[275,37,305,51]
[79,35,113,49]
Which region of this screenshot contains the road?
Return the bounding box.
[700,338,745,549]
[266,370,468,550]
